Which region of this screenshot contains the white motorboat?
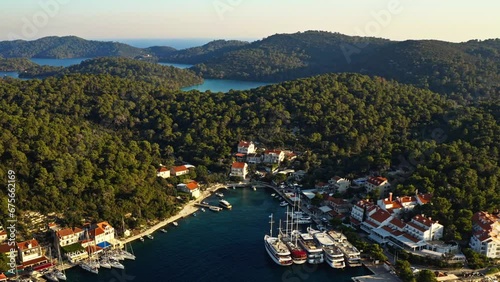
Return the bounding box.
[280,201,288,207]
[44,271,59,282]
[219,199,232,209]
[310,229,345,269]
[146,234,154,240]
[80,261,99,274]
[173,221,179,226]
[139,237,144,242]
[99,259,112,269]
[109,259,125,269]
[201,208,206,212]
[264,215,293,266]
[215,192,224,197]
[160,228,167,233]
[327,230,362,267]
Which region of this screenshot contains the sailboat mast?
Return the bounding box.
[269,213,273,237]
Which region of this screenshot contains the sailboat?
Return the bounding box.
[43,247,59,281]
[264,214,293,266]
[54,244,67,280]
[282,205,307,264]
[121,217,136,260]
[80,230,99,274]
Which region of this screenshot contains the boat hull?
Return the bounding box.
[264,235,293,266]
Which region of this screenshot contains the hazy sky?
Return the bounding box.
[1,0,499,42]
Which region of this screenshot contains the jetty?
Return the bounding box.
[194,203,222,211]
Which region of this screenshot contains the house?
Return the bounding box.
[361,208,393,234]
[230,162,248,179]
[17,239,48,268]
[247,153,262,164]
[350,200,377,228]
[329,176,351,194]
[89,222,115,245]
[263,150,285,164]
[171,165,190,177]
[156,166,171,178]
[469,211,500,258]
[365,176,391,197]
[404,215,443,242]
[55,227,84,247]
[0,231,6,243]
[177,181,201,199]
[237,141,256,154]
[0,272,7,281]
[325,197,351,214]
[234,153,246,162]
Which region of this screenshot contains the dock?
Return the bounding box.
[194,203,222,211]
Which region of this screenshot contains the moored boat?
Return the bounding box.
[280,201,288,207]
[99,258,111,269]
[54,269,67,281]
[215,192,224,197]
[172,221,179,226]
[297,232,324,264]
[309,228,345,269]
[201,208,206,212]
[109,259,125,269]
[264,214,293,266]
[209,206,222,212]
[327,230,362,267]
[160,228,167,233]
[219,199,232,209]
[44,271,59,282]
[139,237,144,242]
[80,261,99,274]
[146,234,154,239]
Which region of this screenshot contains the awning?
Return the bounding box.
[318,206,332,213]
[97,241,112,249]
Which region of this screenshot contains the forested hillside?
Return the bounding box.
[20,57,203,88]
[0,73,498,241]
[156,40,249,64]
[0,36,147,58]
[0,57,38,71]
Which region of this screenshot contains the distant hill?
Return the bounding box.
[0,36,149,59]
[187,31,500,101]
[20,57,203,89]
[156,40,249,64]
[0,57,38,71]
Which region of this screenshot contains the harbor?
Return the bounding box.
[60,186,371,281]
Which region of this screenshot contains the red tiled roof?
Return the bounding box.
[0,273,7,280]
[390,218,406,229]
[392,230,404,237]
[475,231,491,242]
[232,162,247,169]
[238,141,252,147]
[367,176,388,186]
[418,193,432,204]
[412,214,434,227]
[350,217,361,226]
[21,256,48,268]
[329,197,348,205]
[332,176,342,181]
[365,220,379,228]
[382,226,395,233]
[235,153,246,157]
[17,239,39,251]
[90,227,104,237]
[406,221,427,232]
[158,167,169,172]
[369,209,392,224]
[186,181,199,190]
[472,211,499,231]
[0,243,12,254]
[403,233,420,243]
[56,228,74,238]
[264,150,282,155]
[399,196,416,203]
[172,165,188,172]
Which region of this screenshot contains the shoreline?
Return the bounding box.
[121,183,226,244]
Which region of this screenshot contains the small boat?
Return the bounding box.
[280,201,289,207]
[216,192,224,198]
[44,271,59,282]
[139,237,144,242]
[274,195,280,199]
[99,259,111,269]
[54,269,67,280]
[233,186,236,190]
[219,199,232,209]
[173,221,179,226]
[193,213,197,217]
[253,186,257,191]
[271,193,276,197]
[201,208,206,212]
[109,259,125,269]
[146,234,154,239]
[80,261,99,274]
[209,206,222,212]
[160,229,167,233]
[202,201,209,205]
[120,249,136,260]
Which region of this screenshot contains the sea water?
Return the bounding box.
[65,188,371,282]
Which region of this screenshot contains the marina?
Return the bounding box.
[24,186,371,281]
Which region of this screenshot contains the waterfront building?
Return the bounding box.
[237,141,256,154]
[157,166,171,178]
[177,181,201,198]
[230,162,248,179]
[469,211,500,258]
[56,227,85,247]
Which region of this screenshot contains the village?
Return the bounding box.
[1,140,500,281]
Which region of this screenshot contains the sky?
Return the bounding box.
[1,0,499,44]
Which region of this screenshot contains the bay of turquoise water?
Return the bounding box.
[29,58,89,67]
[0,71,19,78]
[158,62,193,69]
[64,188,371,282]
[182,79,269,92]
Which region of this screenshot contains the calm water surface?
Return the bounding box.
[65,188,371,282]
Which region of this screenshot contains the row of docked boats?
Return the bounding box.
[264,203,361,269]
[79,247,135,275]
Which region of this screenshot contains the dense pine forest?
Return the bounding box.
[19,57,204,89]
[0,72,498,244]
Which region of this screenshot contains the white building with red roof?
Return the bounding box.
[171,165,190,177]
[405,214,443,241]
[156,166,171,178]
[177,181,201,198]
[89,221,115,245]
[329,176,351,194]
[350,200,377,228]
[237,141,256,154]
[469,211,500,258]
[263,150,285,164]
[361,208,393,234]
[17,239,48,268]
[56,227,85,247]
[247,153,262,164]
[365,176,391,196]
[377,191,428,215]
[230,162,248,179]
